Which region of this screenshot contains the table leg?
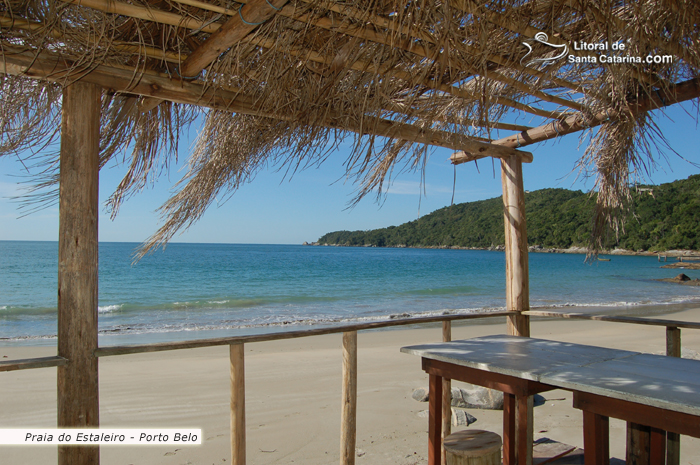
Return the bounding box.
[649,427,667,465]
[583,411,609,465]
[516,395,534,465]
[503,393,516,465]
[429,373,443,465]
[627,422,650,465]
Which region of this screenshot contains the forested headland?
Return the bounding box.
[316,175,700,252]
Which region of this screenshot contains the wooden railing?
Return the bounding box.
[0,310,514,465]
[1,308,699,465]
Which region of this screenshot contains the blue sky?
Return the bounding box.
[1,103,699,245]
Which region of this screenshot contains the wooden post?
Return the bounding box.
[57,81,101,465]
[627,423,651,465]
[341,331,358,465]
[442,321,452,465]
[500,154,531,465]
[666,327,681,465]
[500,154,530,337]
[230,343,246,465]
[429,373,443,465]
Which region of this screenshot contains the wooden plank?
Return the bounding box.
[441,321,452,465]
[501,154,530,337]
[406,336,639,383]
[582,411,609,465]
[429,373,443,465]
[95,312,514,357]
[523,311,700,330]
[545,354,700,417]
[230,343,246,465]
[57,81,101,465]
[340,331,358,465]
[0,356,68,372]
[532,438,577,465]
[666,327,681,465]
[574,391,700,439]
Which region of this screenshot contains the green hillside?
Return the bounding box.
[317,175,700,252]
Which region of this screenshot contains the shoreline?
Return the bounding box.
[304,242,700,258]
[4,300,700,348]
[2,305,700,465]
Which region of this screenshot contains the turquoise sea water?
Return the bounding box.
[2,241,700,345]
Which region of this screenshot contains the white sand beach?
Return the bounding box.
[2,307,700,465]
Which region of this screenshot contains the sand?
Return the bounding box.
[2,307,700,465]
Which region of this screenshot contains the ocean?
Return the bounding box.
[2,241,699,346]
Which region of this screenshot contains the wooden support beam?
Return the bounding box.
[441,321,452,465]
[501,152,531,465]
[57,80,101,465]
[230,343,246,465]
[451,77,700,164]
[666,327,681,465]
[0,47,530,159]
[501,154,530,337]
[340,331,358,465]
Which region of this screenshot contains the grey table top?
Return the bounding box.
[401,335,700,416]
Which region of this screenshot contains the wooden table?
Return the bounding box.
[401,335,700,465]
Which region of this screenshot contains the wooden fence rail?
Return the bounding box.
[3,309,699,465]
[94,311,516,357]
[0,356,68,372]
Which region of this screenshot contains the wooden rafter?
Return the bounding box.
[451,77,700,164]
[179,0,288,78]
[58,0,568,120]
[0,11,526,134]
[0,15,183,63]
[0,46,533,162]
[139,0,289,112]
[175,0,585,95]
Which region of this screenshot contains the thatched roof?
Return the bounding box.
[1,0,699,253]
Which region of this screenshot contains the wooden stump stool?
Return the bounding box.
[444,429,502,465]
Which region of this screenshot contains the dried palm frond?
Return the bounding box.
[0,0,697,256]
